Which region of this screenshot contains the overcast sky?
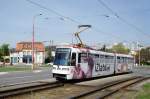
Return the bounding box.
[0,0,150,47]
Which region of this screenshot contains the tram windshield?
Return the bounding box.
[53,48,71,66]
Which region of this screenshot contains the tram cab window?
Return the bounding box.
[71,53,76,66]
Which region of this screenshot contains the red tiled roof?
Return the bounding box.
[16,42,45,52]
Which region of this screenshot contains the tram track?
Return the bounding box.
[1,75,149,99]
[0,80,64,98]
[69,76,150,99]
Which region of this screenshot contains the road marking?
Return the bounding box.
[33,70,42,73]
[0,74,49,83]
[0,72,8,75]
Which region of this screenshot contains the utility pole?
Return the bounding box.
[137,42,143,66]
[32,14,42,70]
[138,46,141,66]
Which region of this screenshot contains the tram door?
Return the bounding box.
[71,53,76,66]
[78,53,89,78]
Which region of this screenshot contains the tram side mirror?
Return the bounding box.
[71,53,76,66]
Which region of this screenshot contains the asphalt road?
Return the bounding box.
[0,66,150,86]
[132,66,150,77]
[0,67,53,86]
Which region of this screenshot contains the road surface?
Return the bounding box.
[0,66,150,86]
[0,67,53,86]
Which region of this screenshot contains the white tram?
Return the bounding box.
[52,45,134,80]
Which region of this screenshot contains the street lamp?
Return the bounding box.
[137,43,143,66]
[32,14,42,70]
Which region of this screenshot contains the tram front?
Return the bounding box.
[52,47,76,80]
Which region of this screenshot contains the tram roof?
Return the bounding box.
[56,45,133,58]
[116,53,133,58]
[56,45,114,56]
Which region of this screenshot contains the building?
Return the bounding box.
[10,42,45,65]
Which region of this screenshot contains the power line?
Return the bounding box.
[92,26,126,42]
[97,0,150,39]
[26,0,80,24]
[25,0,132,45]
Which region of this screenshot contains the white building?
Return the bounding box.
[10,42,45,65]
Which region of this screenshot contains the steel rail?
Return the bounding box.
[96,76,150,99]
[0,80,46,88]
[0,81,64,98]
[69,76,143,99]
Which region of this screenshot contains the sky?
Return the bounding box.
[0,0,150,48]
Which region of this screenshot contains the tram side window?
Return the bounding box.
[120,57,123,63]
[127,58,129,63]
[125,57,127,63]
[124,57,127,63]
[117,57,121,63]
[94,54,99,62]
[95,54,99,58]
[122,57,125,63]
[105,55,108,63]
[78,53,87,63]
[71,53,76,66]
[109,56,114,63]
[105,55,113,63]
[88,53,95,58]
[100,55,105,63]
[78,53,81,63]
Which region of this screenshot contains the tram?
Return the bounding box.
[52,45,134,80]
[52,25,134,80]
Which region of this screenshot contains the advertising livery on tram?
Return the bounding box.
[52,45,134,80]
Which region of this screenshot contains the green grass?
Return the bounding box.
[136,83,150,99]
[0,66,31,72]
[143,83,150,90]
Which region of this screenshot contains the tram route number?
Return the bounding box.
[95,63,110,72]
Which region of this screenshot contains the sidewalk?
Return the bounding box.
[0,65,51,76]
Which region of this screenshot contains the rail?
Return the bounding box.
[69,76,150,99]
[0,81,64,98]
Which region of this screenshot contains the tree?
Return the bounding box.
[0,50,3,62]
[0,44,10,63]
[138,47,150,65]
[99,44,113,53]
[100,44,106,51]
[111,43,130,54]
[0,44,9,56]
[45,46,53,63]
